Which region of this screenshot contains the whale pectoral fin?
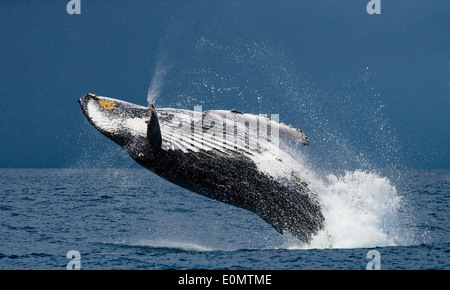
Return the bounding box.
[208,110,310,146]
[147,107,162,149]
[278,123,309,146]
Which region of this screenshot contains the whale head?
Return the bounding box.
[78,93,160,161]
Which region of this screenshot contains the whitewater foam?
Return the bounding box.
[303,170,403,249]
[114,239,214,252]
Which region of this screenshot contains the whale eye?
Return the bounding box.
[98,99,116,111]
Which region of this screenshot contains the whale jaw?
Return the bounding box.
[78,93,154,160]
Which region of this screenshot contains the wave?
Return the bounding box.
[108,239,214,252]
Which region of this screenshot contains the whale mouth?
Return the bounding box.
[78,93,151,147]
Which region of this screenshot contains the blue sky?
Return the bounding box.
[0,1,448,169]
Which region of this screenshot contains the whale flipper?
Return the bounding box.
[155,109,308,157]
[210,110,310,145]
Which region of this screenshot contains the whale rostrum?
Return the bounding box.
[78,93,324,243]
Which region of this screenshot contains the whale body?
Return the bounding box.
[78,93,324,243]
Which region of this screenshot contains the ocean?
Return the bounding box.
[0,0,448,277]
[0,167,448,270]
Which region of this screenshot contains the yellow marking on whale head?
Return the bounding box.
[98,99,116,111]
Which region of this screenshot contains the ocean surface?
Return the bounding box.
[0,167,448,270]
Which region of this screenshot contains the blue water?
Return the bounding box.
[0,168,448,269]
[0,1,448,272]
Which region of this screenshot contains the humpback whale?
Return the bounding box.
[78,93,324,243]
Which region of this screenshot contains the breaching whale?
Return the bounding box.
[78,93,324,243]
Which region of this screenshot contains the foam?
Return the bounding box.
[299,170,402,249]
[118,239,214,252]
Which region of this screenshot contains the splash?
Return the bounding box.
[253,141,405,249]
[147,54,171,107]
[313,170,403,248]
[113,239,214,252]
[278,167,405,249]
